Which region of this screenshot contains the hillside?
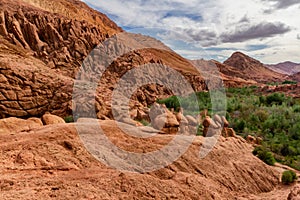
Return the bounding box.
[0,118,289,199]
[266,61,300,75]
[224,52,285,83]
[289,72,300,82]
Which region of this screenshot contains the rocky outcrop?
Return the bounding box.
[246,135,263,145]
[150,104,180,134]
[0,117,43,134]
[0,0,121,119]
[0,0,121,78]
[202,114,235,137]
[0,39,73,118]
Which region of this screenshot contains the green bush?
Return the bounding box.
[282,80,297,85]
[281,170,297,185]
[157,96,180,111]
[235,119,246,132]
[265,93,285,105]
[293,105,300,112]
[64,115,74,123]
[253,146,276,166]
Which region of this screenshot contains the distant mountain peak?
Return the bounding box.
[222,51,284,83]
[224,51,262,70]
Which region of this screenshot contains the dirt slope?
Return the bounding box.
[0,119,287,199]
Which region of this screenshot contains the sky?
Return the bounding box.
[83,0,300,64]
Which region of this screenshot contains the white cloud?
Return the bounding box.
[84,0,300,63]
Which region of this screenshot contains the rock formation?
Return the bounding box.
[246,135,263,145]
[42,113,65,125]
[288,185,300,200]
[0,0,121,119]
[0,117,43,134]
[202,114,235,137]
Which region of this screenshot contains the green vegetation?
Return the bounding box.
[281,170,297,185]
[64,115,74,123]
[157,86,300,170]
[139,119,150,126]
[282,80,297,85]
[253,146,276,166]
[157,92,211,114]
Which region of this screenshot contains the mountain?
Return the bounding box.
[223,52,285,83]
[266,61,300,75]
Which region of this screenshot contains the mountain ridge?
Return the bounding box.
[266,61,300,75]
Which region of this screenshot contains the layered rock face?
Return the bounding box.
[0,0,121,118]
[0,38,73,118]
[0,0,121,77]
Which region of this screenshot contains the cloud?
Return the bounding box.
[158,28,218,47]
[83,0,300,63]
[262,0,300,9]
[220,22,291,43]
[238,15,250,23]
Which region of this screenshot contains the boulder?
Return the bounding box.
[153,112,179,129]
[0,117,43,134]
[135,109,150,122]
[213,114,223,125]
[203,116,220,129]
[256,137,263,145]
[221,116,229,127]
[42,113,65,125]
[175,108,189,134]
[28,117,43,126]
[288,185,300,200]
[226,128,236,137]
[246,135,257,144]
[151,106,180,134]
[149,103,165,122]
[186,115,198,126]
